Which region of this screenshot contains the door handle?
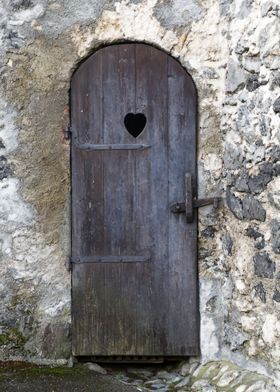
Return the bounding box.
[171,173,221,223]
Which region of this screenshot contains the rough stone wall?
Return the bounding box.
[0,0,279,380]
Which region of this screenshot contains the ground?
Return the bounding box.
[0,363,139,392]
[0,361,279,392]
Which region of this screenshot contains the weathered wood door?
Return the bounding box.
[71,43,199,358]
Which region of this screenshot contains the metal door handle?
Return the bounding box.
[171,173,221,223]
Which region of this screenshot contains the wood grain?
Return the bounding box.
[71,43,199,358]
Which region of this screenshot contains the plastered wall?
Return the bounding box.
[0,0,279,380]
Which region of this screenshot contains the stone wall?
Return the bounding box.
[0,0,279,381]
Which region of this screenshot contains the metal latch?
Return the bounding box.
[65,256,72,271]
[171,173,221,223]
[63,125,72,140]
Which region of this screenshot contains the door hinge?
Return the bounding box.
[63,125,72,140]
[65,256,72,271]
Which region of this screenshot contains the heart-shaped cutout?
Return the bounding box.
[124,113,147,138]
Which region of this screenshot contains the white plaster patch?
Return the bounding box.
[39,296,71,318]
[71,0,178,59]
[9,5,46,24]
[235,278,247,294]
[200,318,220,361]
[0,179,34,228]
[200,278,223,361]
[234,242,254,276]
[0,98,19,153]
[262,315,280,346]
[241,316,257,332]
[202,153,223,179]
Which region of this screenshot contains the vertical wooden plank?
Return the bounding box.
[71,53,103,144]
[140,45,169,355]
[71,52,104,257]
[102,44,136,256]
[71,51,105,354]
[71,65,88,355]
[167,57,199,354]
[133,45,152,355]
[94,44,139,354]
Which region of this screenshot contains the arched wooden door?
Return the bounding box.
[71,43,199,359]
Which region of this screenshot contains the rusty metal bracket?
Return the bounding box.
[193,197,221,209]
[171,198,221,213]
[171,172,221,223]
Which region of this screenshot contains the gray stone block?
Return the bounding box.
[0,156,12,180]
[254,282,267,303]
[222,234,233,256]
[272,290,280,302]
[226,188,243,220]
[225,59,246,93]
[271,219,280,254]
[242,196,266,221]
[253,252,275,278]
[273,96,280,113]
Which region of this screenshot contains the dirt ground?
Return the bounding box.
[0,362,139,392]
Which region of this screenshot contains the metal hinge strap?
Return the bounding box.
[71,255,151,263]
[73,140,151,151]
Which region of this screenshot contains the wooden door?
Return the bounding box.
[71,43,199,359]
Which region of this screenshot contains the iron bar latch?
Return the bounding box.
[171,173,221,223]
[65,256,72,272]
[64,125,72,140]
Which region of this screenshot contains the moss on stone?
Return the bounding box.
[0,363,140,391]
[0,335,9,346]
[0,329,26,348]
[17,366,86,377]
[0,364,87,382]
[188,361,275,392]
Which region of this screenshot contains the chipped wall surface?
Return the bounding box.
[0,0,279,379]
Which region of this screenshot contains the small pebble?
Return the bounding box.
[174,376,190,388]
[84,362,107,375]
